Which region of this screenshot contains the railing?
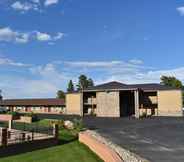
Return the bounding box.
[0,122,53,135]
[0,123,58,146]
[84,98,97,105]
[5,129,53,145]
[7,130,32,144]
[12,122,53,135]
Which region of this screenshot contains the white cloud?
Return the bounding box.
[0,27,17,42]
[58,60,184,85]
[53,32,64,40]
[11,1,38,12]
[44,0,59,6]
[0,57,30,67]
[1,59,184,99]
[15,33,30,43]
[0,77,59,99]
[36,32,51,41]
[35,31,64,42]
[0,27,64,44]
[10,0,59,13]
[63,61,124,68]
[177,6,184,16]
[30,63,69,81]
[0,61,67,98]
[129,59,143,65]
[0,27,29,43]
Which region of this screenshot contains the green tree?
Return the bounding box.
[160,76,184,106]
[56,90,65,99]
[160,76,183,88]
[77,75,89,90]
[88,78,94,87]
[0,90,2,100]
[67,80,74,92]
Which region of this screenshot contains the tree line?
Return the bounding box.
[0,75,183,102]
[57,75,184,102]
[57,74,94,99]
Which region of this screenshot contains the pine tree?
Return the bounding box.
[67,80,74,92]
[0,90,2,100]
[77,75,89,90]
[88,78,94,87]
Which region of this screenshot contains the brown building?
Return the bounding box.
[66,81,183,118]
[0,98,65,114]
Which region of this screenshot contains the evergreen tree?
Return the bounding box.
[77,75,89,90]
[160,76,184,106]
[0,90,2,100]
[56,90,65,99]
[88,78,94,87]
[67,80,74,92]
[160,76,183,88]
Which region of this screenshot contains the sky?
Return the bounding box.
[1,0,184,98]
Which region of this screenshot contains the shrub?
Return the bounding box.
[72,118,84,132]
[140,112,147,118]
[7,111,20,116]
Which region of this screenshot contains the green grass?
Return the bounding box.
[0,141,102,162]
[0,119,103,162]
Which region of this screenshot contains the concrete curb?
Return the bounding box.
[79,131,123,162]
[80,130,150,162]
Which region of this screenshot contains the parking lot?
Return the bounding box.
[84,117,184,162]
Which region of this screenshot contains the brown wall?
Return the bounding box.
[96,91,120,117]
[158,90,183,116]
[66,93,82,115]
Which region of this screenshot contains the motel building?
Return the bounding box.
[0,98,65,114]
[0,81,182,118]
[66,81,183,118]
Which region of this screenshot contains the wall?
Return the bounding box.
[96,91,120,117]
[12,106,65,114]
[79,131,122,162]
[0,138,58,158]
[158,90,183,116]
[66,93,82,115]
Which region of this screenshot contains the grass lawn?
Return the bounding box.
[0,119,103,162]
[0,141,102,162]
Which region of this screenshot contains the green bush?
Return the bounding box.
[140,112,147,118]
[7,111,20,116]
[72,118,84,132]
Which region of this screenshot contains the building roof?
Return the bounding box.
[0,98,65,106]
[83,81,180,92]
[126,83,179,91]
[84,81,129,91]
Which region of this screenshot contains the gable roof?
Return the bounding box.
[84,81,128,91]
[0,98,65,106]
[83,81,179,92]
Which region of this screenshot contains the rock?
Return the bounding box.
[64,120,74,129]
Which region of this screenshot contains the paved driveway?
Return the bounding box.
[83,117,184,162]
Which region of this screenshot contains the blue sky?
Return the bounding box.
[1,0,184,98]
